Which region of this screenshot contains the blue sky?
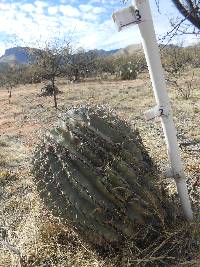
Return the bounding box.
[0,0,199,56]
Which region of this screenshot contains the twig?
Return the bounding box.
[1,239,21,257]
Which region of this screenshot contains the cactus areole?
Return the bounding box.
[32,106,173,246]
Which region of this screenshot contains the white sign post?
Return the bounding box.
[113,0,193,220]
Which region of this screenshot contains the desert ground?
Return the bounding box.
[0,73,199,266]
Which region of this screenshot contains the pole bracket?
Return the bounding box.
[144,105,170,121]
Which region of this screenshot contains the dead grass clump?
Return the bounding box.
[0,157,8,167]
[32,202,200,267]
[19,212,113,267]
[0,139,9,147]
[116,219,200,267]
[96,186,200,267]
[25,183,199,267]
[0,170,18,186]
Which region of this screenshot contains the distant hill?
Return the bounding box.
[0,46,120,65]
[0,43,189,66]
[114,44,143,57]
[0,45,143,65]
[86,48,119,57]
[0,47,33,65]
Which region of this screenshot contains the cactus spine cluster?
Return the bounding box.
[32,106,171,246]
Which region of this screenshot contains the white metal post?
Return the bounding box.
[133,0,193,220]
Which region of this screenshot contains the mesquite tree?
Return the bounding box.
[33,38,71,109]
[172,0,200,29]
[0,65,19,103]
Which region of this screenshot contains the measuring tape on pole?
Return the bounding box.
[112,0,193,220]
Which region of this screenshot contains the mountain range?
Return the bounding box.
[0,44,143,65]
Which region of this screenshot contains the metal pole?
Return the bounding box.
[134,0,193,220]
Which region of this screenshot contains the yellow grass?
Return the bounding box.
[0,71,199,266]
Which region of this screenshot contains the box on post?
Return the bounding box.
[112,6,141,32]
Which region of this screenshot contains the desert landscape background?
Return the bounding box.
[0,43,200,266]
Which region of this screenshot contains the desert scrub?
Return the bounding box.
[0,139,9,147]
[0,170,18,186]
[32,106,199,266]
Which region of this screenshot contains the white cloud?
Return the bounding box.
[79,32,99,48]
[60,0,78,3]
[33,0,48,14]
[0,3,11,10]
[20,3,35,13]
[60,17,89,31]
[59,5,80,17]
[79,4,93,13]
[88,0,100,3]
[48,6,59,15]
[82,13,98,21]
[92,7,106,14]
[34,1,48,8]
[78,4,106,22]
[0,1,139,56]
[0,42,7,56]
[79,4,106,14]
[89,0,117,5]
[1,0,198,58]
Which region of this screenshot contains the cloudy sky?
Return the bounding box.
[0,0,198,56]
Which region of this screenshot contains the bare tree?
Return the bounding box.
[122,0,200,40]
[66,48,98,82]
[156,1,200,44]
[161,43,196,99]
[172,0,200,29]
[32,37,71,109]
[0,64,19,103]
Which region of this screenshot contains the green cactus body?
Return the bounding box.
[32,106,171,246]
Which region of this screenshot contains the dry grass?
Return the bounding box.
[0,71,199,266]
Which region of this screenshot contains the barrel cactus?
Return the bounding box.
[32,106,174,246]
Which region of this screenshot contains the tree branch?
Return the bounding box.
[172,0,200,29]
